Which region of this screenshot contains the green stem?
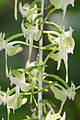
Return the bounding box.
[39,8,56,25]
[27,8,41,18]
[60,5,67,28]
[45,21,66,37]
[26,39,33,68]
[43,49,58,65]
[6,87,16,98]
[14,0,18,20]
[75,86,80,90]
[38,0,44,119]
[44,8,56,22]
[32,94,38,108]
[46,74,69,90]
[21,82,57,96]
[43,30,60,36]
[44,3,52,10]
[5,52,8,78]
[65,60,68,83]
[59,99,66,114]
[8,109,10,120]
[6,33,24,43]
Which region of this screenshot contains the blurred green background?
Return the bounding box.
[0,0,80,120]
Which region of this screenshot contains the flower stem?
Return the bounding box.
[45,21,66,37]
[43,30,60,36]
[5,52,8,78]
[6,33,24,43]
[38,0,44,119]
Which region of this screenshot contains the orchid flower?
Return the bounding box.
[20,3,41,67]
[0,88,27,119]
[50,0,75,27]
[45,109,66,120]
[0,32,27,56]
[50,28,75,83]
[50,0,75,10]
[9,70,30,93]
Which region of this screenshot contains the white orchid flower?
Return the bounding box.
[0,88,27,114]
[50,27,75,83]
[27,61,38,82]
[9,70,30,93]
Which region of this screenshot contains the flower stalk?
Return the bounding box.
[38,0,44,119]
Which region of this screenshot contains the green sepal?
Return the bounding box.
[51,84,67,101]
[50,0,64,9]
[6,45,23,56]
[33,30,41,41]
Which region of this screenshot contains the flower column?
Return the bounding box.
[38,0,44,119]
